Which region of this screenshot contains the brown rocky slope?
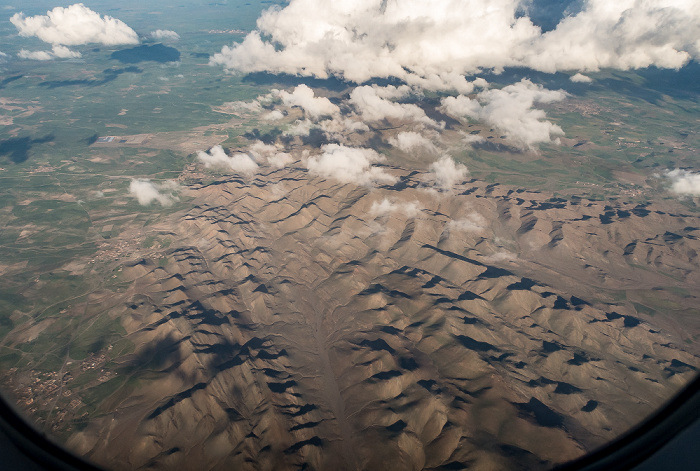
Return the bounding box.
[57,162,699,471]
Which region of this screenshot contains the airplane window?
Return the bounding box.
[0,1,698,470]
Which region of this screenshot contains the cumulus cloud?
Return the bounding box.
[370,198,421,217]
[263,109,285,120]
[210,0,700,85]
[285,119,314,136]
[248,141,293,168]
[276,84,340,119]
[218,91,284,116]
[462,132,486,145]
[266,152,294,168]
[18,49,54,61]
[52,44,81,58]
[197,145,259,175]
[221,99,263,114]
[18,44,82,60]
[306,144,397,186]
[349,85,440,127]
[665,169,700,196]
[11,4,139,46]
[441,79,566,149]
[426,155,469,192]
[570,72,592,83]
[446,213,487,233]
[404,73,488,94]
[209,0,539,85]
[389,131,438,154]
[526,1,700,72]
[318,116,370,142]
[151,29,180,41]
[129,179,180,207]
[284,115,370,143]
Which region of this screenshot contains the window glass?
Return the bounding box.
[0,1,698,470]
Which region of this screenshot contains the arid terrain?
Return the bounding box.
[5,157,696,470]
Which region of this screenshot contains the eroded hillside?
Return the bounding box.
[13,162,695,471]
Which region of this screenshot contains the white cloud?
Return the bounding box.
[318,116,370,142]
[446,213,487,233]
[570,73,592,83]
[218,91,283,116]
[151,29,180,41]
[404,73,488,94]
[129,179,180,207]
[248,141,293,168]
[370,198,421,217]
[285,119,313,136]
[285,115,370,142]
[221,100,263,114]
[276,84,340,119]
[441,79,566,149]
[462,132,486,145]
[427,155,468,192]
[210,0,700,84]
[18,49,54,61]
[349,85,440,127]
[440,95,482,119]
[263,109,285,121]
[11,4,139,46]
[306,144,397,186]
[51,45,81,58]
[267,153,294,168]
[18,44,82,60]
[665,169,700,196]
[526,1,700,73]
[389,131,438,154]
[197,145,259,175]
[209,0,539,85]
